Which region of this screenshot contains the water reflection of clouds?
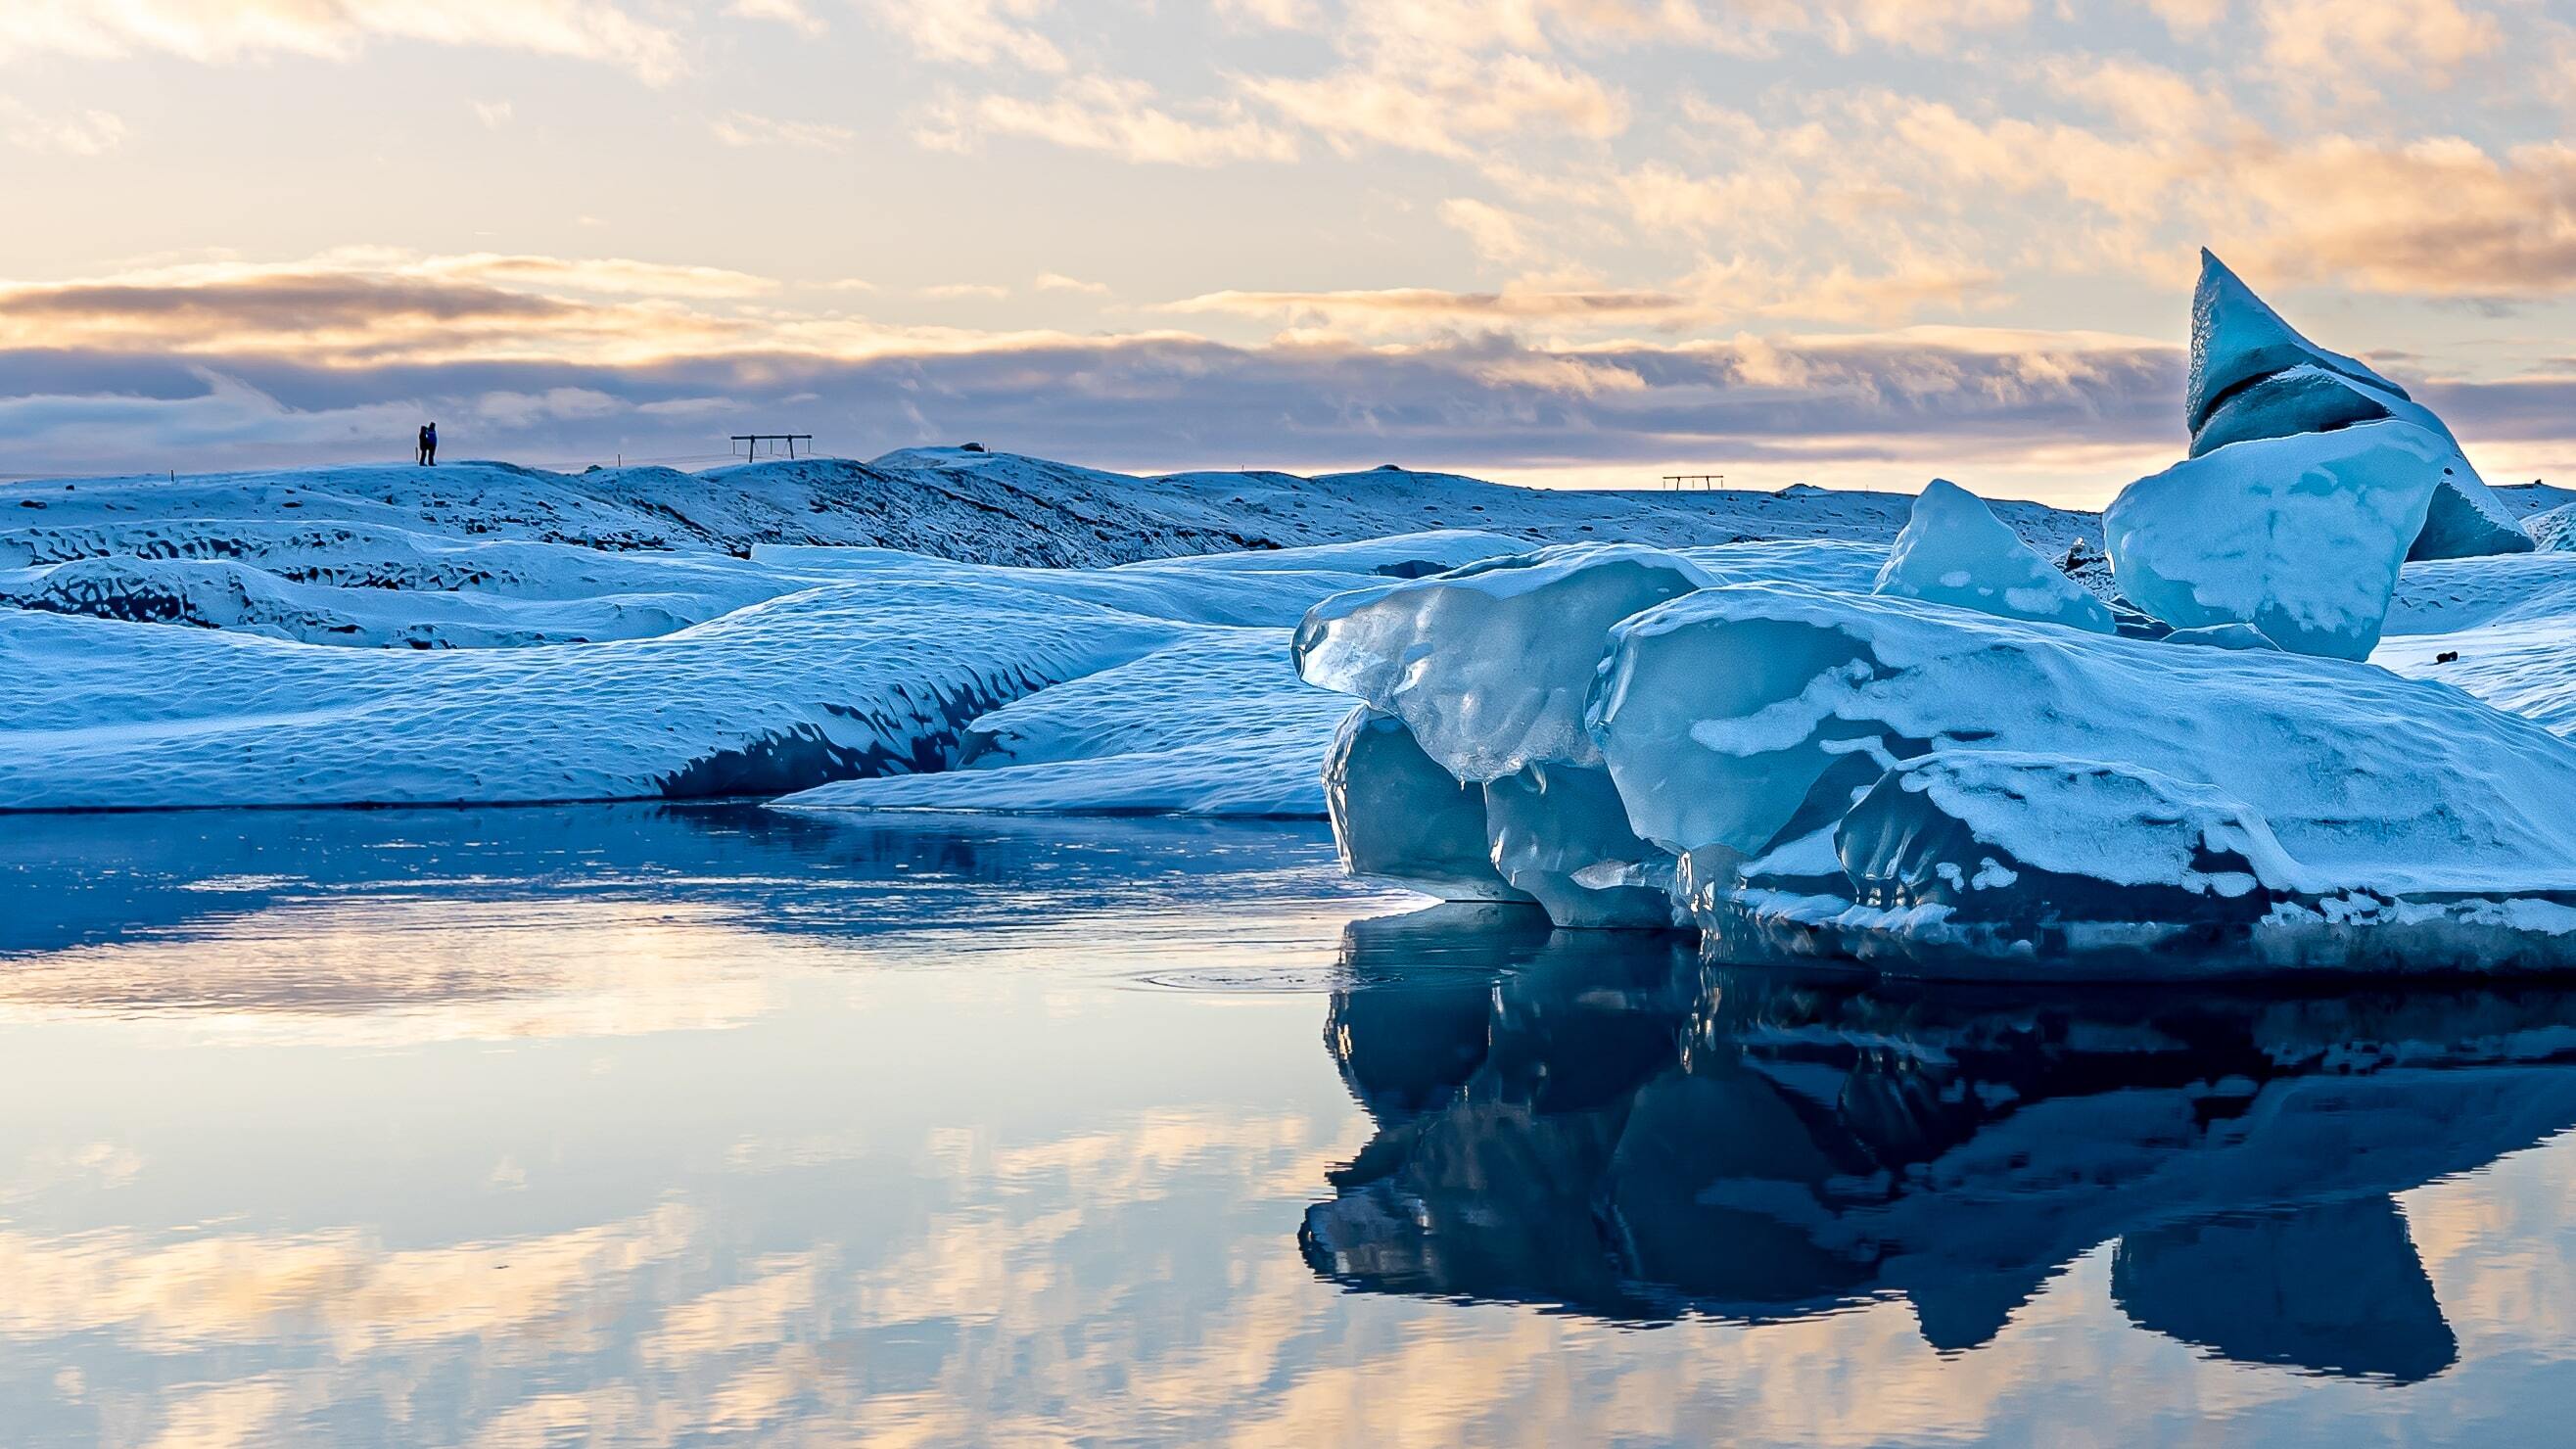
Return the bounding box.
[0,900,781,1047]
[6,812,2576,1442]
[4,1062,2575,1444]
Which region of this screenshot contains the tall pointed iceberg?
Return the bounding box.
[2182,250,2530,561]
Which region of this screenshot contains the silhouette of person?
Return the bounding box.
[417,423,438,467]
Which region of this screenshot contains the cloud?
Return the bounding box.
[867,0,1064,71]
[2223,136,2576,298]
[0,368,419,461]
[1438,199,1542,266]
[922,283,1010,301]
[710,112,857,151]
[0,0,687,83]
[1034,273,1110,294]
[923,76,1297,165]
[0,326,2197,495]
[1813,0,2036,52]
[472,99,514,130]
[0,252,792,366]
[1241,51,1630,158]
[1162,284,1698,330]
[2141,0,2229,35]
[1216,0,1316,25]
[0,98,122,155]
[2256,0,2502,95]
[726,0,826,36]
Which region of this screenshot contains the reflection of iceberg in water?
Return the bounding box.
[2112,1199,2455,1381]
[1303,905,2576,1380]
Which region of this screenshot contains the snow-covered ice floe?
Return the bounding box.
[1298,533,2576,976]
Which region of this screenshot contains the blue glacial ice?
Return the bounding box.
[2105,419,2455,661]
[1299,535,2576,973]
[2184,250,2528,562]
[1872,478,2113,632]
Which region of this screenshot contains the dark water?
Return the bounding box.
[3,805,2574,1445]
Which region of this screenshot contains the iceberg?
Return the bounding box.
[1320,709,1531,901]
[2182,251,2529,562]
[2187,251,2411,435]
[1871,478,2112,632]
[1585,584,2576,971]
[1291,543,1714,782]
[1482,763,1675,928]
[2104,419,2453,660]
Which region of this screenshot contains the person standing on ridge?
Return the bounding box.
[417,422,438,466]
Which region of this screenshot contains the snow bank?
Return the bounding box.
[2374,554,2576,737]
[777,628,1349,818]
[2526,501,2576,552]
[0,538,806,647]
[1,528,1534,814]
[0,576,1186,811]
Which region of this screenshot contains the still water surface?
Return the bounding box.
[3,804,2574,1445]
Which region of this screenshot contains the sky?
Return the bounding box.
[2,0,2575,503]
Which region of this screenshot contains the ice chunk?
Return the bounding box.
[1680,538,1889,594]
[1292,544,1713,781]
[1482,763,1674,929]
[1871,479,2113,633]
[2189,364,2396,458]
[2105,420,2452,660]
[2186,251,2528,562]
[1323,709,1530,901]
[2411,462,2535,562]
[1588,584,2576,968]
[2187,250,2408,434]
[1834,752,2304,923]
